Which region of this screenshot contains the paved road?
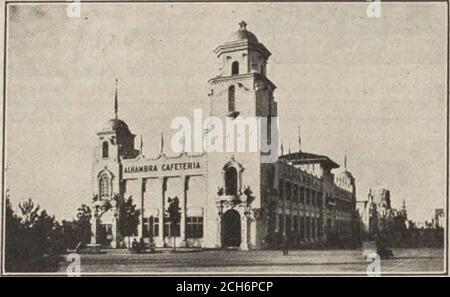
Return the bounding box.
[59,248,444,275]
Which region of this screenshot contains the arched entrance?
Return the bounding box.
[222,209,241,247]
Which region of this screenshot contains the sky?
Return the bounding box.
[4,2,447,222]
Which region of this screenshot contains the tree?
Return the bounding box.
[117,195,140,248]
[33,210,65,258]
[166,196,181,251]
[6,196,65,272]
[5,197,23,272]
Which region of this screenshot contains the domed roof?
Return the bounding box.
[227,21,259,43]
[102,118,130,133]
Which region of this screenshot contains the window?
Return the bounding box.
[306,189,310,205]
[311,218,316,240]
[260,64,265,75]
[293,216,299,234]
[300,217,305,239]
[228,85,235,112]
[300,187,305,204]
[317,194,323,208]
[144,216,159,237]
[286,216,292,233]
[187,217,203,238]
[306,217,310,240]
[286,182,291,201]
[99,174,110,198]
[143,217,150,237]
[231,61,239,75]
[318,218,322,239]
[152,216,159,237]
[293,185,298,203]
[279,180,284,201]
[225,166,238,195]
[163,217,180,237]
[278,214,284,234]
[102,141,109,158]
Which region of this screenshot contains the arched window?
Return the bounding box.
[225,166,238,195]
[231,61,239,75]
[102,141,109,158]
[99,174,110,198]
[228,85,235,112]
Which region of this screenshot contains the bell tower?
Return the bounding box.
[91,80,139,248]
[205,22,278,250]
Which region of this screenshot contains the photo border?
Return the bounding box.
[1,0,448,277]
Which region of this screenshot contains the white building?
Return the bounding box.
[90,21,357,250]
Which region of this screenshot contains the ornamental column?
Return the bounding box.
[111,201,119,248]
[216,201,223,248]
[240,212,249,251]
[138,178,145,238]
[90,216,98,244]
[158,177,166,247]
[179,176,188,247]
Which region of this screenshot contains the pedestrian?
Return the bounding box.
[131,238,138,253]
[139,237,146,253]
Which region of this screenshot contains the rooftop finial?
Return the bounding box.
[239,20,247,30]
[114,78,119,119]
[297,125,302,153]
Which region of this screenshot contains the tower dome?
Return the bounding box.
[102,118,130,134]
[227,21,259,43]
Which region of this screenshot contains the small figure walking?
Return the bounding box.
[282,233,289,256]
[131,238,138,253]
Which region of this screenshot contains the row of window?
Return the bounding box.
[279,180,323,207]
[335,199,354,213]
[142,216,204,239]
[278,181,354,214]
[278,215,323,241]
[277,215,353,240]
[335,220,352,235]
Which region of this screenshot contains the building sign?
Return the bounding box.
[124,162,201,173]
[122,158,204,179]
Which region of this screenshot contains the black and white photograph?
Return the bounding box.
[0,0,448,279]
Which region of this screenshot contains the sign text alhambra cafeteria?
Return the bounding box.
[124,161,201,173]
[122,160,204,178]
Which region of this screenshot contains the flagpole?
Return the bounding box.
[114,78,119,119]
[160,130,164,155]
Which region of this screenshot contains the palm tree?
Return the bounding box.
[18,198,40,228]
